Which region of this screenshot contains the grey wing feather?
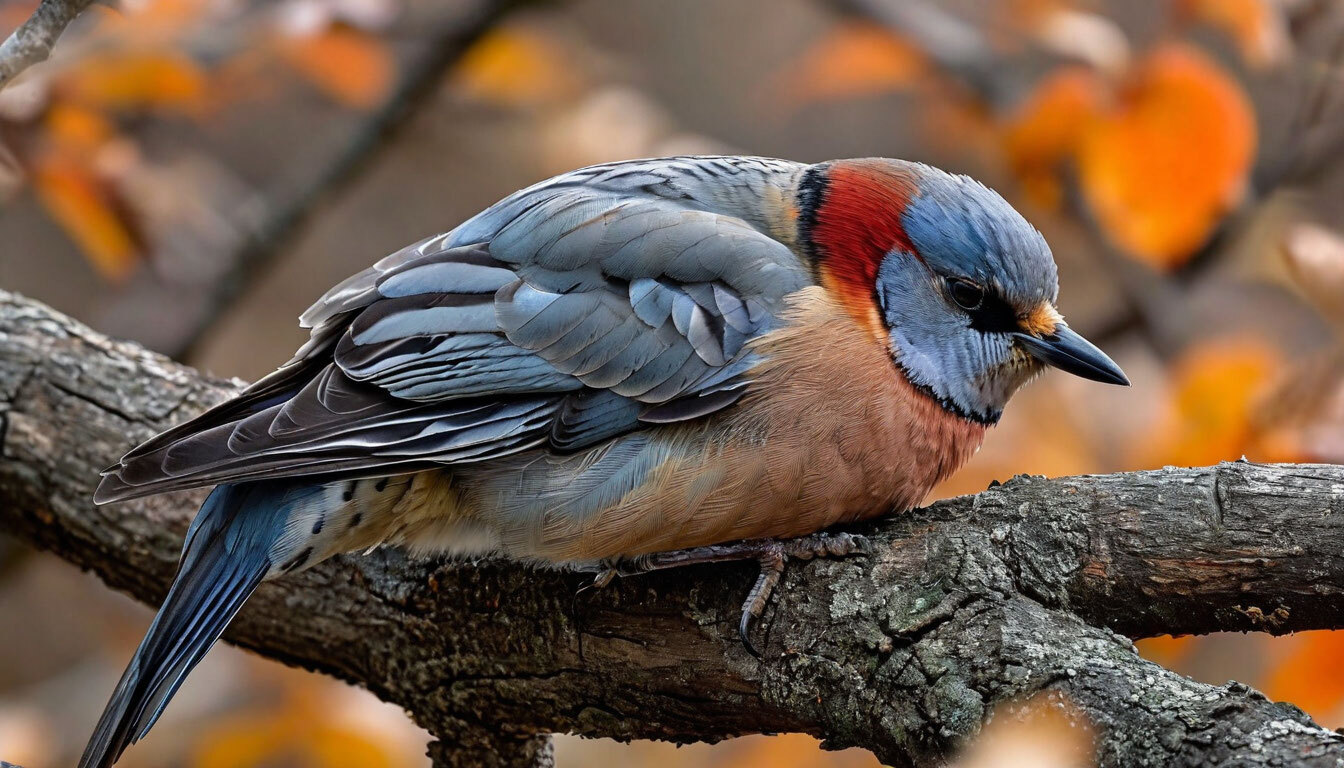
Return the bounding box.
[97,157,811,503]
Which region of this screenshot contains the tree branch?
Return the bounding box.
[0,0,96,90]
[164,0,527,361]
[3,288,1343,767]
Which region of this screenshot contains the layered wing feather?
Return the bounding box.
[96,157,810,503]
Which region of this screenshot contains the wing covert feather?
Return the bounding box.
[97,157,813,503]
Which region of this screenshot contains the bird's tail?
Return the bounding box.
[79,480,325,768]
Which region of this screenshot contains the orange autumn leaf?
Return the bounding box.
[1078,44,1255,269]
[280,26,394,110]
[728,732,880,768]
[192,714,396,768]
[1264,630,1344,721]
[1003,67,1104,209]
[450,26,583,108]
[31,158,138,281]
[43,103,116,153]
[57,50,208,111]
[769,21,925,109]
[1135,336,1296,468]
[1135,634,1197,668]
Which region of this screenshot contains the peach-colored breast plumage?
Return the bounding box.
[381,286,986,563]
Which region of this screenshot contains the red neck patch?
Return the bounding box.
[802,159,920,339]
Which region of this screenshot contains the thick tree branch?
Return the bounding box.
[2,288,1344,767]
[0,0,96,89]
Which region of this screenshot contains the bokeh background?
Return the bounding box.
[3,0,1344,765]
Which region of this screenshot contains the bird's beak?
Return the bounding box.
[1013,325,1129,386]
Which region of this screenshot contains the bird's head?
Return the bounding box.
[798,158,1127,424]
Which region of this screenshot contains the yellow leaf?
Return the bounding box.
[281,26,395,110]
[57,50,208,111]
[32,157,138,281]
[1078,44,1255,269]
[451,26,583,108]
[768,21,925,109]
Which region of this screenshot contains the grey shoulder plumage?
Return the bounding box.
[96,156,812,503]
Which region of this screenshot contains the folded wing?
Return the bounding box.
[96,162,810,503]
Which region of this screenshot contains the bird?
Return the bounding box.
[79,155,1127,768]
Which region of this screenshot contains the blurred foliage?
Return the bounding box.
[1,0,401,282]
[950,694,1094,768]
[5,0,1344,766]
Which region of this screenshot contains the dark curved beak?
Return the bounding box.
[1013,325,1129,386]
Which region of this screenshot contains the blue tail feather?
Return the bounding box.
[79,480,310,768]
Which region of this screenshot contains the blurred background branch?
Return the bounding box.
[167,0,527,363]
[5,0,526,359]
[0,0,95,89]
[5,290,1344,767]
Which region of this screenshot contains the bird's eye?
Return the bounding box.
[946,278,985,311]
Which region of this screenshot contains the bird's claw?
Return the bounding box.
[573,532,872,660]
[737,532,871,657]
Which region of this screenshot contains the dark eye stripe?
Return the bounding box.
[967,295,1020,333]
[944,277,1019,333]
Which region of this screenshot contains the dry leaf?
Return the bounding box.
[1032,10,1130,75]
[279,25,395,109]
[450,26,584,108]
[57,50,208,112]
[1257,350,1344,464]
[1078,44,1255,269]
[31,156,139,281]
[539,86,671,174]
[190,671,419,768]
[1133,336,1297,468]
[768,21,925,109]
[1003,66,1104,209]
[1282,221,1344,330]
[43,103,116,152]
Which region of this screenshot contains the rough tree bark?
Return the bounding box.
[3,288,1344,767]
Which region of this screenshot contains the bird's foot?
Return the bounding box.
[591,532,872,657]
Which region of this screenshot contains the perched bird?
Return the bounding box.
[80,155,1127,768]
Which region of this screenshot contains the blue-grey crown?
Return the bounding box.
[899,166,1058,308]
